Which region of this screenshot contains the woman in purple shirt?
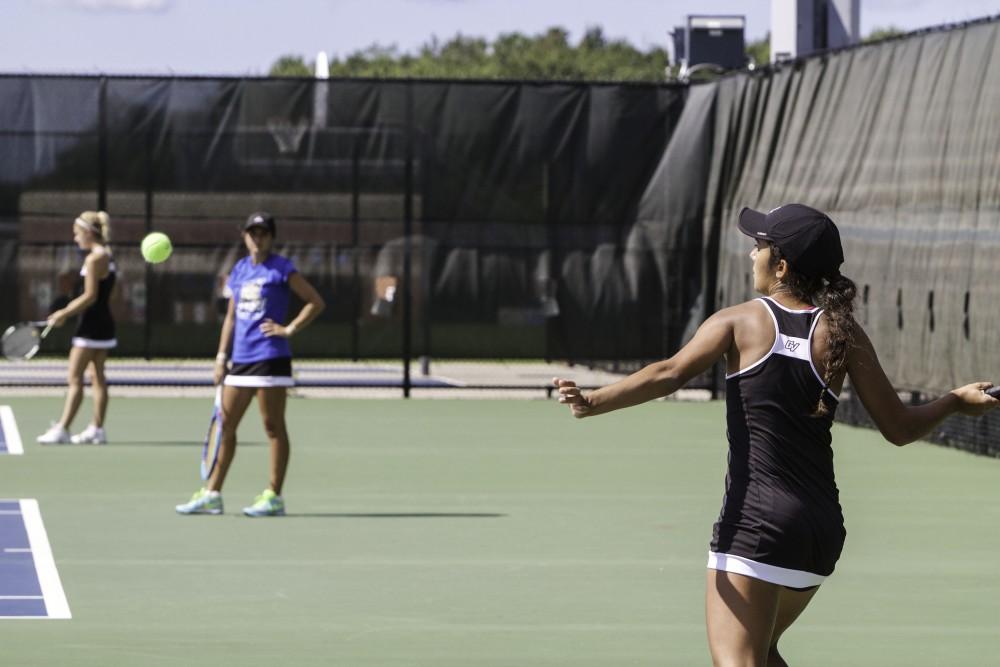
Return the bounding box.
[177,212,325,517]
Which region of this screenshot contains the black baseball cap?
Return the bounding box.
[243,212,276,235]
[737,203,843,279]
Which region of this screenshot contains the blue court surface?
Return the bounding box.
[0,406,23,455]
[0,499,70,619]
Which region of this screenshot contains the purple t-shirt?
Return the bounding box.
[227,254,297,363]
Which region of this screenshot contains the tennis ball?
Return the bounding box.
[141,232,173,264]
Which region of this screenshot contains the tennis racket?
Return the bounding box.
[2,321,53,360]
[986,386,1000,399]
[200,385,224,481]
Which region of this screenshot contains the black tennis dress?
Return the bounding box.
[707,296,846,588]
[73,256,117,349]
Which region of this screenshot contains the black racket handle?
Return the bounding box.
[986,386,1000,399]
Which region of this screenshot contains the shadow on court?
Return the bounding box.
[121,440,269,447]
[282,512,507,519]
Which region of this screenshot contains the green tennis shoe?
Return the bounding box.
[243,489,285,517]
[175,488,223,515]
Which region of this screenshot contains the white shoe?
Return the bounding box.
[175,488,224,515]
[36,424,70,445]
[71,424,107,445]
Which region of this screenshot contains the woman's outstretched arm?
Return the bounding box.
[847,326,998,445]
[555,307,738,418]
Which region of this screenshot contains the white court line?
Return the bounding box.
[18,500,71,619]
[0,406,23,455]
[4,548,31,553]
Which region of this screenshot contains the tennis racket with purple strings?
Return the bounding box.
[200,385,224,481]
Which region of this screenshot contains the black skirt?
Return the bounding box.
[224,357,294,388]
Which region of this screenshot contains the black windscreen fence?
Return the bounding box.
[0,76,705,366]
[703,16,1000,456]
[2,15,1000,454]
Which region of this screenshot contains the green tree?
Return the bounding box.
[269,55,311,77]
[273,27,670,82]
[334,45,404,78]
[863,26,907,43]
[745,33,770,67]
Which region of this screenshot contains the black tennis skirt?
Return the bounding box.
[224,357,294,388]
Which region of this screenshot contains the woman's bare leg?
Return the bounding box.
[766,585,820,666]
[88,349,109,427]
[207,385,255,493]
[705,569,820,667]
[58,346,96,429]
[705,569,781,667]
[256,387,289,495]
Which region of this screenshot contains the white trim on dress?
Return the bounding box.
[806,310,840,400]
[725,298,780,379]
[71,337,117,349]
[707,551,826,588]
[224,375,294,388]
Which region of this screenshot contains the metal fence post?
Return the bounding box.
[143,128,154,360]
[351,137,361,361]
[402,83,414,398]
[97,77,108,212]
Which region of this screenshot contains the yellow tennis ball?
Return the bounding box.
[141,232,173,264]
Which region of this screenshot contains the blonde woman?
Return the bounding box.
[37,211,117,445]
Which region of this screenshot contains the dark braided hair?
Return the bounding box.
[769,244,857,417]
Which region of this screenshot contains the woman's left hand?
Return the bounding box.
[259,318,294,338]
[47,310,67,328]
[951,382,1000,416]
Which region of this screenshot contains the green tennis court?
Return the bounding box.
[1,397,998,665]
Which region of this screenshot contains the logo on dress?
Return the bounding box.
[784,339,800,353]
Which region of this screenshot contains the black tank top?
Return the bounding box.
[75,256,117,341]
[711,296,845,576]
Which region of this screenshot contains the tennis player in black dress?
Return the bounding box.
[555,204,999,666]
[36,211,117,445]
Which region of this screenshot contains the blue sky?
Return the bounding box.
[3,0,998,75]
